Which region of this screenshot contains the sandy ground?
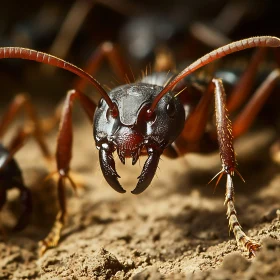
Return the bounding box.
[0,116,279,279]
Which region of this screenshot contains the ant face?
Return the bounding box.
[93,82,185,193]
[94,83,185,163]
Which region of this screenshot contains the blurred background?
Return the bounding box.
[0,0,279,106]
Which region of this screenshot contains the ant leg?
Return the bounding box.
[212,78,260,257]
[224,174,260,257]
[0,93,51,160]
[39,89,96,255]
[262,49,280,163]
[13,183,32,231]
[232,69,280,138]
[42,0,95,74]
[172,81,215,155]
[74,42,133,92]
[227,48,267,113]
[39,177,66,256]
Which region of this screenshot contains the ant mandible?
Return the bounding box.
[0,36,279,256]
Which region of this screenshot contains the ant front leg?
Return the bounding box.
[39,89,96,256]
[212,78,260,257]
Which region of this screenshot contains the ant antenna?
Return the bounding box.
[0,47,117,113]
[148,36,280,115]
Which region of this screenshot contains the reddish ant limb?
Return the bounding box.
[39,89,96,255]
[0,36,279,255]
[210,79,260,256]
[74,41,134,92]
[0,94,51,160]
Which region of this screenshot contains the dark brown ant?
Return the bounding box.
[0,94,55,232]
[0,36,279,256]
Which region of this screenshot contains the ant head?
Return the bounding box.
[93,83,185,149]
[93,82,185,194]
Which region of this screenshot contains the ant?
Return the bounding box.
[0,36,279,257]
[0,94,55,232]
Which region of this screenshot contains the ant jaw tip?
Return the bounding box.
[131,189,141,195]
[109,183,126,193]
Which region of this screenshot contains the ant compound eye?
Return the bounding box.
[98,98,104,108]
[166,101,176,118]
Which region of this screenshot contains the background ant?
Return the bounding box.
[0,94,60,233]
